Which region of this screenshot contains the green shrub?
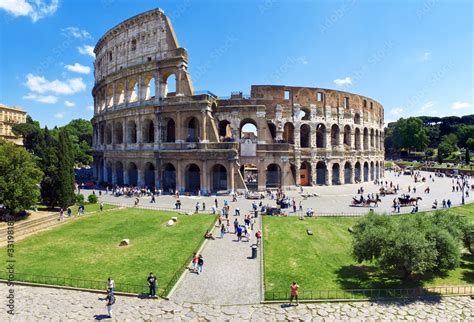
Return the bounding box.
[75,194,85,204]
[87,193,98,204]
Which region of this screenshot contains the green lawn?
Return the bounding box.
[0,208,215,294]
[263,204,474,299]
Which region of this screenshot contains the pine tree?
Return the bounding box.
[57,128,76,208]
[40,127,60,208]
[466,149,470,165]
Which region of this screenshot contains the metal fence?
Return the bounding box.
[265,285,474,301]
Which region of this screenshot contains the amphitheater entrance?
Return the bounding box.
[332,163,340,185]
[185,164,201,193]
[316,161,327,185]
[316,124,326,148]
[363,162,369,182]
[115,161,124,185]
[144,162,156,188]
[300,124,311,148]
[165,119,175,142]
[354,162,361,182]
[370,161,375,181]
[106,161,112,183]
[300,162,311,186]
[128,162,138,186]
[240,164,258,191]
[162,163,176,193]
[344,162,352,184]
[211,164,227,192]
[266,164,281,188]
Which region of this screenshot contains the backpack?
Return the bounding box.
[109,294,116,305]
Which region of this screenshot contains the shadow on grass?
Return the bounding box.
[461,253,474,284]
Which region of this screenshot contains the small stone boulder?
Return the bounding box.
[119,239,130,246]
[171,217,178,222]
[307,229,313,235]
[167,219,175,226]
[348,227,354,233]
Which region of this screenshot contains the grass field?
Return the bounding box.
[263,204,474,299]
[0,208,215,294]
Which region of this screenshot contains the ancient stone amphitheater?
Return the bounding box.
[91,8,385,194]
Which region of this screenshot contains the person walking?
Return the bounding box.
[290,281,299,306]
[147,272,157,298]
[192,253,199,272]
[100,202,104,212]
[105,290,116,318]
[233,218,239,234]
[67,206,72,218]
[255,230,262,246]
[195,202,200,214]
[214,198,218,208]
[107,277,115,293]
[197,254,204,274]
[220,223,226,239]
[58,208,64,221]
[202,202,206,211]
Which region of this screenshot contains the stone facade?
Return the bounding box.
[0,103,26,145]
[91,8,384,194]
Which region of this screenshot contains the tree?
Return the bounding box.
[40,127,60,207]
[456,125,474,148]
[64,119,93,166]
[57,128,76,209]
[467,138,474,151]
[437,134,458,161]
[0,140,43,215]
[466,149,471,165]
[391,117,429,152]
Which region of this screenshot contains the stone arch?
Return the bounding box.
[240,119,258,141]
[343,125,351,147]
[370,129,375,148]
[128,162,138,186]
[344,162,352,184]
[162,163,176,193]
[354,113,361,125]
[354,161,361,182]
[330,124,340,147]
[115,161,124,185]
[363,161,369,182]
[186,117,200,142]
[114,122,123,144]
[283,122,294,144]
[105,123,112,144]
[144,75,156,100]
[363,128,369,150]
[298,107,311,121]
[106,161,112,183]
[376,161,380,179]
[144,162,156,188]
[267,122,276,141]
[185,163,201,193]
[355,128,361,150]
[332,163,340,185]
[316,124,326,148]
[142,119,155,143]
[99,123,105,144]
[164,118,175,143]
[164,73,177,97]
[127,120,137,144]
[116,81,125,105]
[128,78,138,102]
[316,161,327,185]
[300,161,311,186]
[266,163,281,188]
[218,120,232,140]
[240,164,258,191]
[370,161,375,181]
[211,164,227,192]
[106,85,113,108]
[375,130,379,149]
[300,124,311,148]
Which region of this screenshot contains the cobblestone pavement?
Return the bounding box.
[1,284,473,320]
[171,214,262,305]
[83,171,473,216]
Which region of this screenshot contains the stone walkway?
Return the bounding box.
[171,212,262,305]
[1,284,473,320]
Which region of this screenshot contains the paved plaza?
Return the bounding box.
[1,284,472,320]
[84,170,472,216]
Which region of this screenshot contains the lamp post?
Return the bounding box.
[461,176,466,205]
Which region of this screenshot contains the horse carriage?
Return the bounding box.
[351,197,382,207]
[397,196,422,207]
[379,187,397,196]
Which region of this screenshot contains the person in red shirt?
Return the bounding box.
[290,281,299,306]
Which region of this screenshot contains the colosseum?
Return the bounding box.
[91,8,385,194]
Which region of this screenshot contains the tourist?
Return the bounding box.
[197,254,204,274]
[67,206,72,218]
[204,230,215,240]
[235,207,240,216]
[220,224,226,238]
[447,199,452,208]
[192,253,199,272]
[105,290,115,318]
[233,219,239,233]
[211,205,216,214]
[150,194,156,203]
[195,202,200,213]
[100,202,104,211]
[255,230,262,246]
[147,272,157,298]
[58,208,64,221]
[202,202,206,211]
[215,198,218,208]
[236,225,243,241]
[299,201,303,212]
[442,199,446,208]
[107,277,114,293]
[290,281,299,306]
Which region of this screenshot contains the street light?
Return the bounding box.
[461,176,467,205]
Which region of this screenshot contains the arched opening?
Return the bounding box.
[332,163,340,185]
[116,81,125,105]
[316,124,326,148]
[354,162,361,182]
[376,161,380,179]
[344,162,352,184]
[115,161,124,185]
[99,159,105,182]
[267,122,276,141]
[363,162,369,182]
[375,130,379,149]
[185,164,201,193]
[300,161,311,186]
[144,162,155,188]
[300,124,311,148]
[162,163,176,193]
[283,122,294,144]
[363,128,369,150]
[142,119,155,143]
[144,76,156,100]
[107,85,113,107]
[165,119,175,143]
[354,113,361,125]
[266,164,281,188]
[106,161,112,183]
[298,108,311,121]
[128,78,138,102]
[343,125,351,147]
[316,161,327,185]
[370,161,375,180]
[127,120,137,144]
[211,164,227,192]
[114,122,123,144]
[165,74,176,97]
[240,164,258,191]
[128,162,138,186]
[330,124,340,147]
[370,129,375,148]
[105,124,112,144]
[218,120,232,141]
[355,128,361,150]
[99,124,105,144]
[186,117,200,142]
[240,119,258,142]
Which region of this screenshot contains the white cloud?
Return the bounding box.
[65,63,90,74]
[65,100,75,107]
[419,101,436,113]
[86,105,94,111]
[62,27,91,39]
[390,107,404,116]
[78,45,95,58]
[333,77,352,86]
[421,52,431,61]
[450,101,473,110]
[0,0,58,22]
[23,93,58,104]
[25,73,86,95]
[54,112,65,119]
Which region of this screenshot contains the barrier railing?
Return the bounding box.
[265,285,474,301]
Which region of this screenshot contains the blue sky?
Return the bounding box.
[0,0,472,128]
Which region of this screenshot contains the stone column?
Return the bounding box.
[325,162,331,185]
[138,165,145,187]
[310,124,317,148]
[176,112,182,143]
[111,161,117,185]
[229,161,235,193]
[295,158,301,186]
[176,159,184,192]
[201,109,208,142]
[123,166,129,185]
[154,72,161,100]
[136,117,142,144]
[258,161,266,191]
[201,160,209,195]
[137,74,144,103]
[124,78,129,105]
[325,129,331,149]
[111,82,116,108]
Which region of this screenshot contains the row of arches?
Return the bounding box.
[96,119,155,145]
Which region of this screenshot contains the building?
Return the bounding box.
[91,8,385,194]
[0,104,27,145]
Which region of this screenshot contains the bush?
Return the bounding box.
[75,194,85,204]
[87,193,98,204]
